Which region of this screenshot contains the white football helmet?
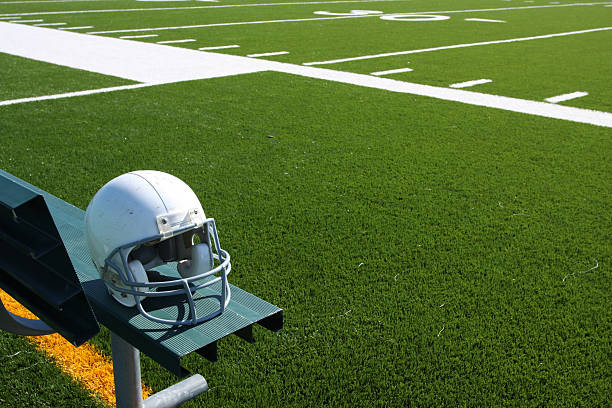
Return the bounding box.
[84,170,231,325]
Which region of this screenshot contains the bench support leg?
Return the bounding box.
[111,332,209,408]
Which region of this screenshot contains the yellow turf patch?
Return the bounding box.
[0,290,152,406]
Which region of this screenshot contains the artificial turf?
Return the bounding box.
[0,53,134,101]
[0,69,610,406]
[0,331,107,407]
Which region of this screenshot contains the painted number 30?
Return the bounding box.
[313,10,450,21]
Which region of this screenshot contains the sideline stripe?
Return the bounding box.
[0,16,22,19]
[0,84,154,106]
[0,22,271,82]
[0,0,406,16]
[1,22,610,128]
[0,290,152,406]
[272,63,612,127]
[450,79,492,88]
[371,67,413,75]
[545,91,588,103]
[12,19,44,22]
[248,51,289,57]
[303,27,612,65]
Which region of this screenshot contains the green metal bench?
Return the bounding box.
[0,169,283,407]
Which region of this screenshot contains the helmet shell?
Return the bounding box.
[85,170,205,277]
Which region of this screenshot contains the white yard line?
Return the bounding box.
[304,27,612,65]
[0,84,154,106]
[198,44,240,50]
[545,91,588,103]
[450,79,492,88]
[87,14,374,34]
[464,18,506,22]
[119,34,158,39]
[0,22,610,128]
[58,25,93,29]
[33,22,67,26]
[1,0,110,3]
[371,67,413,75]
[273,64,612,127]
[12,19,44,23]
[248,51,289,57]
[83,3,612,34]
[0,0,407,16]
[0,17,22,20]
[156,39,196,44]
[418,2,612,14]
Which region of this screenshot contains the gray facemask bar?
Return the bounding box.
[103,218,231,325]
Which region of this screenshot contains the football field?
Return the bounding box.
[0,0,611,406]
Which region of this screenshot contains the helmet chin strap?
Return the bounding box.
[177,243,214,278]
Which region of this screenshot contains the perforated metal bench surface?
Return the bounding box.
[0,170,283,377]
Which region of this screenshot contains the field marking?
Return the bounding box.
[273,64,612,127]
[198,44,240,50]
[248,51,289,57]
[465,18,506,22]
[313,9,382,15]
[380,13,449,21]
[58,25,93,29]
[371,67,413,75]
[1,22,611,128]
[119,34,158,39]
[0,290,151,406]
[0,84,156,106]
[0,16,22,19]
[303,26,612,65]
[156,38,196,44]
[424,1,612,14]
[0,21,271,82]
[12,19,44,23]
[82,3,612,34]
[0,0,407,16]
[450,79,493,88]
[86,14,376,34]
[34,22,67,26]
[138,0,217,1]
[0,0,110,3]
[545,91,589,103]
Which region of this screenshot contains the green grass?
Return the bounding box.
[0,0,610,406]
[0,54,134,101]
[1,72,611,406]
[0,331,107,407]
